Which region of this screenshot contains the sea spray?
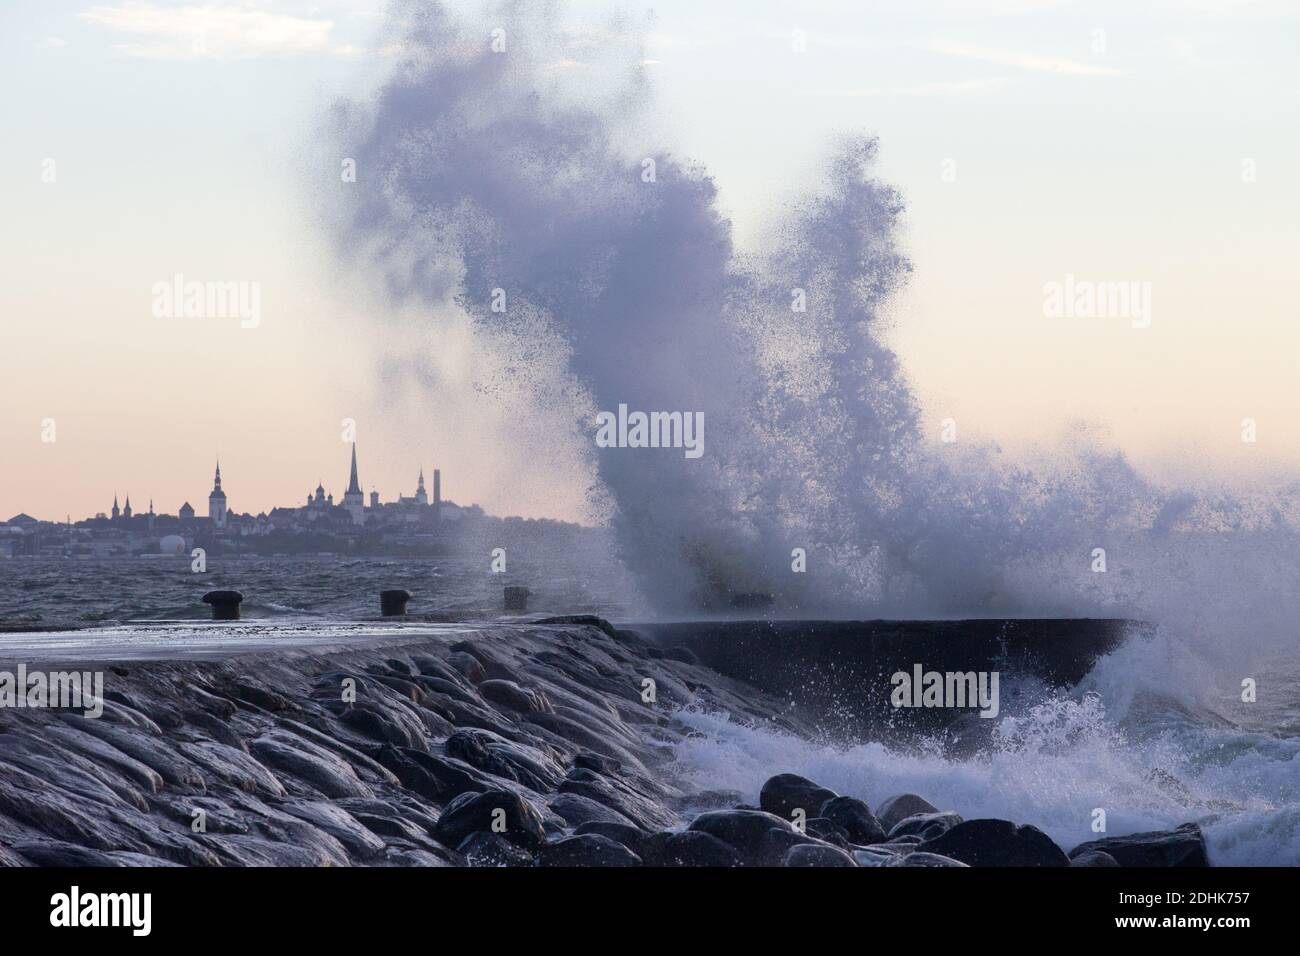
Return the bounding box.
[326,0,1300,646]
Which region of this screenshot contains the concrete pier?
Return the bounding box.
[635,618,1147,736]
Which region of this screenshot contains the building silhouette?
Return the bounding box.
[208,461,228,529]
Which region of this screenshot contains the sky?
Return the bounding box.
[1,0,1297,523]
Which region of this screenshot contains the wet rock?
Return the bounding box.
[784,843,857,867]
[558,769,678,830]
[804,817,852,848]
[279,800,385,859]
[0,735,147,813]
[12,842,132,867]
[339,706,421,750]
[396,749,489,799]
[851,847,898,867]
[1070,849,1121,867]
[459,832,535,867]
[445,728,564,792]
[432,789,547,852]
[538,834,641,867]
[1069,823,1209,867]
[759,773,838,821]
[550,792,631,828]
[640,830,742,868]
[574,821,649,857]
[573,751,622,775]
[42,723,159,790]
[889,811,963,841]
[279,719,400,786]
[819,795,886,845]
[176,740,286,798]
[757,827,829,866]
[447,652,487,684]
[370,745,452,802]
[920,819,1069,867]
[689,809,790,847]
[687,809,826,866]
[885,851,969,867]
[227,680,293,713]
[479,679,553,715]
[876,793,940,832]
[670,789,745,813]
[63,719,205,791]
[249,733,372,799]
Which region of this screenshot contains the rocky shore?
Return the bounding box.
[0,616,1208,867]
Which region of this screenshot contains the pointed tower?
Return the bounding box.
[123,494,133,520]
[208,459,228,529]
[111,495,120,521]
[342,443,365,523]
[415,467,428,506]
[343,443,364,508]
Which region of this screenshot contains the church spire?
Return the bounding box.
[346,443,362,496]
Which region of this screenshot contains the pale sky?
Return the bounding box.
[2,0,1297,522]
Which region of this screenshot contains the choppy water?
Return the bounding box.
[669,631,1300,866]
[0,554,634,625]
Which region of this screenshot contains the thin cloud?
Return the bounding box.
[812,77,1011,97]
[930,39,1125,76]
[80,3,339,59]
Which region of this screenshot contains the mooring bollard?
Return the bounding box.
[202,590,244,621]
[380,589,412,617]
[504,586,530,612]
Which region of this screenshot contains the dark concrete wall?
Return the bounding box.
[634,619,1145,737]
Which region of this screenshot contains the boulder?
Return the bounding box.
[479,679,553,715]
[889,811,963,841]
[431,789,546,852]
[876,793,940,832]
[640,830,742,868]
[688,809,802,866]
[549,792,631,828]
[447,652,487,684]
[804,817,852,848]
[758,773,838,820]
[573,821,649,858]
[919,819,1069,867]
[538,834,641,867]
[1069,823,1208,867]
[458,832,535,867]
[1070,849,1120,867]
[885,851,968,867]
[819,795,886,845]
[784,843,857,867]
